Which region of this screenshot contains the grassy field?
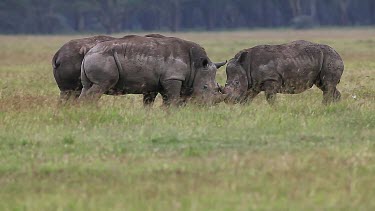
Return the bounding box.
[0,29,374,210]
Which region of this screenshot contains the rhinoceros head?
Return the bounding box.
[184,48,227,105]
[223,51,249,104]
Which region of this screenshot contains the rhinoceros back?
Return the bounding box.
[247,40,325,94]
[83,35,208,94]
[88,35,205,82]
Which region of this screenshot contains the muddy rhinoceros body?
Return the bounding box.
[52,35,116,101]
[79,35,226,105]
[223,40,344,104]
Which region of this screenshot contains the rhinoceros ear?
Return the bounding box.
[236,51,248,65]
[201,58,209,68]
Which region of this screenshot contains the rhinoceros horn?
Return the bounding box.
[213,92,228,104]
[214,61,227,69]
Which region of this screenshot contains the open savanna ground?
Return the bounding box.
[0,28,374,210]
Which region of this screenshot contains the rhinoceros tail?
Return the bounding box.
[80,57,90,89]
[79,46,88,56]
[52,51,60,69]
[113,51,126,90]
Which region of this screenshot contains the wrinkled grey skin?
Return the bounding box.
[52,35,116,102]
[79,34,227,106]
[223,40,344,105]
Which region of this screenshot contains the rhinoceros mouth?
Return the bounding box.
[186,92,226,105]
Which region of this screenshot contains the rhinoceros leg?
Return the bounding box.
[160,80,183,106]
[79,84,107,102]
[59,90,81,104]
[73,90,81,99]
[143,92,158,106]
[263,80,281,105]
[59,91,71,104]
[322,88,341,105]
[316,84,341,105]
[244,90,260,103]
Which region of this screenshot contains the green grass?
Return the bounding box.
[0,29,374,210]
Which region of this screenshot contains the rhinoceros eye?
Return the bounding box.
[203,84,208,89]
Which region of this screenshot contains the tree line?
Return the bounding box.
[0,0,374,34]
